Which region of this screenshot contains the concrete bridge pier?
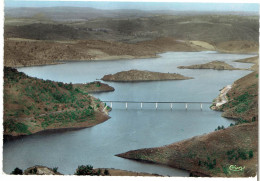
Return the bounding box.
[185,103,188,110]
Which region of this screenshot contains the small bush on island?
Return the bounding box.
[11,167,23,175]
[75,165,102,176]
[52,167,58,173]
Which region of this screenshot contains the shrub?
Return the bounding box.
[104,169,109,175]
[11,167,23,175]
[75,165,94,175]
[52,167,58,173]
[249,150,253,159]
[222,166,229,175]
[97,169,101,176]
[238,149,247,160]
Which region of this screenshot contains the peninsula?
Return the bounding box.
[3,67,111,137]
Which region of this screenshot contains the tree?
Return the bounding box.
[11,167,23,175]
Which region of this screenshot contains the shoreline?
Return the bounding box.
[4,112,111,139]
[115,56,258,177]
[12,50,258,68]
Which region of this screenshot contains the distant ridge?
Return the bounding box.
[5,7,258,21]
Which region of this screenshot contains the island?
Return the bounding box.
[178,60,241,70]
[115,57,259,177]
[101,69,193,82]
[73,81,115,93]
[3,67,111,137]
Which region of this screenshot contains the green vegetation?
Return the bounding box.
[95,82,101,87]
[11,167,23,175]
[4,67,105,135]
[4,120,31,134]
[222,166,229,175]
[75,165,101,176]
[198,157,217,170]
[52,167,58,173]
[215,125,225,131]
[226,149,254,161]
[231,92,254,113]
[39,106,95,129]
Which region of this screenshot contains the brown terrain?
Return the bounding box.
[4,37,205,67]
[3,7,259,177]
[117,122,257,177]
[178,60,242,70]
[102,69,193,82]
[234,56,259,71]
[73,81,115,93]
[17,165,161,176]
[215,41,259,53]
[116,56,258,177]
[4,10,259,67]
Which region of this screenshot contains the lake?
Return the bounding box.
[3,51,255,176]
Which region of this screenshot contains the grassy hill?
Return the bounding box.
[4,67,110,136]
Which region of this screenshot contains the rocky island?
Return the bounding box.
[178,60,241,70]
[101,69,193,82]
[116,57,259,177]
[73,81,115,93]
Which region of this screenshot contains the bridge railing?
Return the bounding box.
[101,101,212,110]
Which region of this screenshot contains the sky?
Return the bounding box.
[4,0,260,12]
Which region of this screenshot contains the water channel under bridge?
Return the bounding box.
[102,101,213,110]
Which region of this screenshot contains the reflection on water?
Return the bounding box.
[3,51,255,175]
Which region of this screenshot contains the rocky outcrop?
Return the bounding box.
[24,165,62,175]
[211,85,232,110]
[101,69,193,82]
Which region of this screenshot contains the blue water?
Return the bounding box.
[3,51,255,176]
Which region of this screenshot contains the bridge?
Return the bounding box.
[102,101,213,110]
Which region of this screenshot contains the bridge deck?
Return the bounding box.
[102,101,212,104]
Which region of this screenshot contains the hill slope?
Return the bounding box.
[4,67,110,136]
[116,60,258,177]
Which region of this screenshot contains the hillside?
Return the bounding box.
[116,58,258,177]
[117,122,257,177]
[5,10,259,44]
[4,10,259,67]
[4,37,203,67]
[4,67,111,136]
